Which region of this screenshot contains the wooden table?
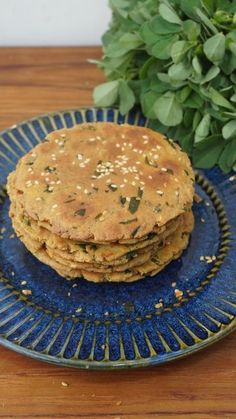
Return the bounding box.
[0,47,236,419]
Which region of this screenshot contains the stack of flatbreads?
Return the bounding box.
[7,122,194,283]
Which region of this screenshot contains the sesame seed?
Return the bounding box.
[36,197,41,201]
[126,197,130,202]
[59,150,64,153]
[120,184,125,188]
[96,136,101,140]
[76,307,82,313]
[148,175,153,179]
[143,140,148,144]
[22,289,32,296]
[31,153,37,157]
[52,204,58,209]
[61,382,69,387]
[155,302,163,309]
[56,180,61,184]
[205,202,210,207]
[21,280,27,285]
[229,175,236,181]
[156,145,161,150]
[34,180,39,185]
[45,177,50,182]
[140,181,145,185]
[76,185,81,190]
[84,189,89,194]
[201,218,205,223]
[121,134,125,139]
[154,154,159,159]
[72,161,76,165]
[161,167,167,172]
[41,172,45,176]
[156,190,163,196]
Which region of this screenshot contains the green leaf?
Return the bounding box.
[195,8,218,34]
[93,81,120,106]
[203,33,225,64]
[192,56,202,75]
[152,35,178,60]
[119,80,136,114]
[154,91,183,126]
[194,113,211,143]
[209,87,234,110]
[140,22,157,45]
[178,132,194,154]
[159,3,182,24]
[168,62,192,81]
[171,40,195,64]
[183,108,195,127]
[106,33,143,57]
[141,91,160,119]
[139,56,156,79]
[150,16,181,35]
[192,110,202,130]
[200,66,220,84]
[218,140,236,172]
[222,120,236,139]
[183,92,204,108]
[109,0,129,16]
[176,86,192,103]
[192,137,224,168]
[181,0,201,19]
[183,20,201,41]
[231,93,236,103]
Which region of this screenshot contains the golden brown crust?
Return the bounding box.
[7,123,194,242]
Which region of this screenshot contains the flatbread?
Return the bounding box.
[11,210,194,282]
[7,122,194,242]
[10,201,182,264]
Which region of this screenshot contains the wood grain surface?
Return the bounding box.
[0,47,236,419]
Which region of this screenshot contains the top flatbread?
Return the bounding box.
[7,123,194,242]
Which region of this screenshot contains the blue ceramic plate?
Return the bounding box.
[0,107,235,369]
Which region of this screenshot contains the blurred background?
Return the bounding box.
[0,0,110,46]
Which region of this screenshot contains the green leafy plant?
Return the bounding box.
[93,0,236,172]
